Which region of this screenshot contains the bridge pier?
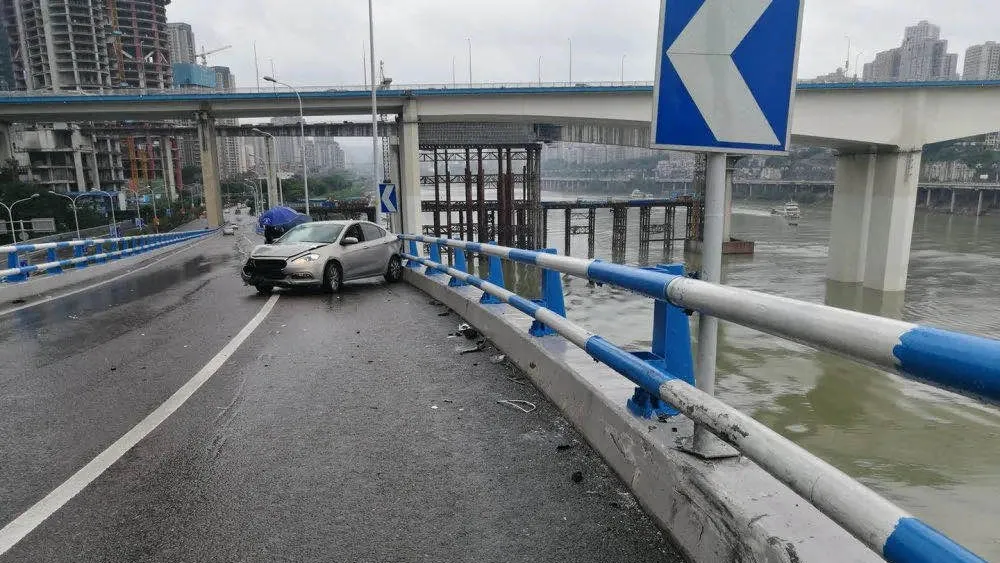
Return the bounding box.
[196,112,224,227]
[0,122,12,163]
[977,189,984,216]
[950,189,957,214]
[161,136,177,202]
[263,135,279,208]
[828,149,923,292]
[828,152,876,284]
[611,205,628,263]
[399,102,422,237]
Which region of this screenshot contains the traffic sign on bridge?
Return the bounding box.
[379,183,398,214]
[652,0,804,155]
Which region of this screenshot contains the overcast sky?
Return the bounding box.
[167,0,997,88]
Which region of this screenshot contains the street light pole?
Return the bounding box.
[0,194,40,243]
[538,56,542,85]
[568,38,573,84]
[263,76,309,216]
[621,54,626,85]
[253,128,282,206]
[368,0,382,225]
[93,191,118,235]
[48,191,82,238]
[466,37,472,84]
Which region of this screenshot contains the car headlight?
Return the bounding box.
[290,253,321,264]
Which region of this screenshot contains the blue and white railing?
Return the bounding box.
[400,233,992,563]
[0,229,215,283]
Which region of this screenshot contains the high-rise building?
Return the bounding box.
[964,42,1000,79]
[0,19,15,91]
[270,117,304,173]
[167,22,195,65]
[0,0,176,195]
[862,21,958,82]
[312,138,346,172]
[210,65,243,179]
[0,0,114,91]
[111,0,171,89]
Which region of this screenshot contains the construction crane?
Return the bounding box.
[198,45,233,66]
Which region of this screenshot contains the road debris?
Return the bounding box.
[497,399,537,413]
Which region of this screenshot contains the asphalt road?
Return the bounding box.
[0,213,683,562]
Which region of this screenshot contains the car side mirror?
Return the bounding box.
[341,236,359,246]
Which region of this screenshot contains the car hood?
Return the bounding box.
[250,242,328,259]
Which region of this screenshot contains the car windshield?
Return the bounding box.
[276,223,344,244]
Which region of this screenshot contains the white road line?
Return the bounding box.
[0,233,217,318]
[0,294,280,555]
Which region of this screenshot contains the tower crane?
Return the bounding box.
[198,45,233,66]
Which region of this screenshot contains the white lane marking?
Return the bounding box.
[0,294,280,555]
[0,234,217,318]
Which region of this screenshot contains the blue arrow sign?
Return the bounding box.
[379,183,398,214]
[652,0,803,155]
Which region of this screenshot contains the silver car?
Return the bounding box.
[241,220,403,294]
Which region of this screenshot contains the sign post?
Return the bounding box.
[652,0,803,458]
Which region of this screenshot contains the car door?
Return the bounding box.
[338,222,369,280]
[360,223,391,276]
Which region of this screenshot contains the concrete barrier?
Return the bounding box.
[405,268,880,563]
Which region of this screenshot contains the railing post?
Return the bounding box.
[480,242,505,304]
[94,241,106,263]
[46,248,63,275]
[627,264,695,419]
[425,241,444,276]
[73,244,88,268]
[110,240,121,259]
[529,248,567,337]
[405,240,421,269]
[449,248,469,287]
[6,250,27,282]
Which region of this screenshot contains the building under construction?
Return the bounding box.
[0,0,176,197]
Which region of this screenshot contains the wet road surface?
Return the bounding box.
[0,217,681,562]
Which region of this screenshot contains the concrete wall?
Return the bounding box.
[405,269,879,563]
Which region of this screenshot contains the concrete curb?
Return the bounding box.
[405,269,880,563]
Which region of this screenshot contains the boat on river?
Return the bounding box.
[771,201,801,225]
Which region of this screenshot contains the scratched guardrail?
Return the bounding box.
[0,229,216,283]
[400,233,992,563]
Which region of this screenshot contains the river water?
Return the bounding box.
[421,189,1000,557]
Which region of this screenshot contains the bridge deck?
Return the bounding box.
[0,219,682,562]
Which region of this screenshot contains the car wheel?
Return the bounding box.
[255,284,273,295]
[385,255,403,283]
[323,262,343,293]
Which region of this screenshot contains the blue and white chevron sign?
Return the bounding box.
[652,0,804,155]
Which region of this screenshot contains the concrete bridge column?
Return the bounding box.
[949,189,957,214]
[0,122,12,164]
[925,187,931,207]
[976,190,984,216]
[399,101,422,236]
[827,151,876,284]
[162,136,177,202]
[197,112,224,227]
[863,149,923,292]
[263,137,279,209]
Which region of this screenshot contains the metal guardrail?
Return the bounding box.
[0,229,216,283]
[399,233,992,563]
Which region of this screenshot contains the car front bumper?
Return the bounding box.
[241,258,325,288]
